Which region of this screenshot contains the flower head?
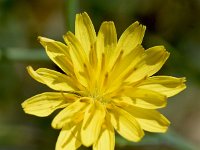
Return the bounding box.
[22,12,186,150]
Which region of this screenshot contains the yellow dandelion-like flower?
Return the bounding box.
[22,12,186,150]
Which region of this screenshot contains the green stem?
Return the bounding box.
[116,129,198,150]
[0,48,48,62]
[64,0,80,32]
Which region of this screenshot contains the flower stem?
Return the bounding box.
[64,0,80,32]
[0,48,48,62]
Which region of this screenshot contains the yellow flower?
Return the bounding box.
[22,12,186,150]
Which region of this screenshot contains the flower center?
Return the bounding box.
[87,87,110,104]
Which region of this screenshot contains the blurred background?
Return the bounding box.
[0,0,200,149]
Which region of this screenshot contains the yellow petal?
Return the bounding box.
[97,21,117,69]
[125,105,170,133]
[106,45,145,94]
[108,105,144,142]
[21,92,76,117]
[38,36,74,75]
[110,45,144,76]
[89,42,98,70]
[96,21,117,92]
[114,21,146,58]
[81,101,106,147]
[27,66,78,91]
[138,76,186,97]
[52,98,90,129]
[75,12,96,57]
[63,32,89,87]
[93,119,115,150]
[56,123,82,150]
[123,88,167,109]
[126,46,170,83]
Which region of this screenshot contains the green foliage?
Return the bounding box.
[0,0,200,149]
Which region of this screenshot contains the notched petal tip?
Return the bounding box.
[164,49,170,58]
[21,101,43,117]
[26,66,43,83]
[63,31,73,43]
[138,22,146,34]
[26,65,32,71]
[133,21,146,30]
[142,24,146,31]
[144,45,170,67]
[37,36,55,46]
[76,12,90,22]
[133,21,139,26]
[134,133,145,142]
[101,21,115,25]
[38,36,53,42]
[51,121,63,129]
[157,117,171,133]
[21,101,27,109]
[159,126,170,133]
[26,66,36,78]
[179,77,187,90]
[37,36,45,41]
[76,11,89,17]
[181,77,187,82]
